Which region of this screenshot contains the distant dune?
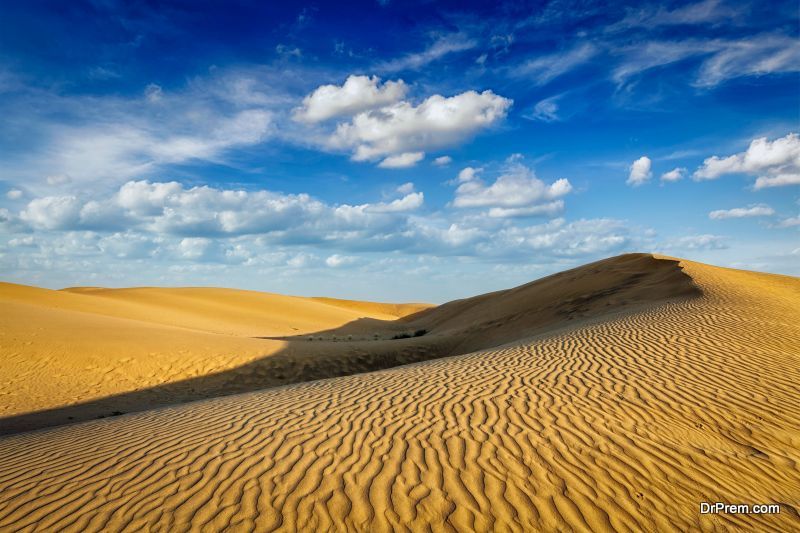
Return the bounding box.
[0,284,430,433]
[1,254,798,531]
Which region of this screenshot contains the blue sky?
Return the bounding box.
[1,0,798,302]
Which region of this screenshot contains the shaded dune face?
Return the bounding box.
[1,254,799,531]
[2,254,697,434]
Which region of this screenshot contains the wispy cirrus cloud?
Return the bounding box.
[377,33,477,72]
[511,43,597,85]
[611,34,800,87]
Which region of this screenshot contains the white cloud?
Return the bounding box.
[513,43,597,85]
[45,109,272,187]
[695,35,800,87]
[117,180,183,215]
[325,254,357,267]
[378,34,476,72]
[694,133,800,187]
[15,180,428,240]
[178,237,212,259]
[754,173,800,190]
[709,204,775,220]
[608,0,741,32]
[500,218,630,256]
[613,35,800,88]
[46,175,71,186]
[664,234,727,250]
[453,162,571,217]
[433,155,452,166]
[329,90,512,162]
[627,156,652,186]
[364,192,424,213]
[6,189,23,200]
[3,68,285,191]
[293,75,408,123]
[777,216,800,228]
[529,95,560,122]
[660,167,685,182]
[20,195,82,230]
[456,167,481,183]
[396,182,415,195]
[378,151,425,168]
[8,236,35,247]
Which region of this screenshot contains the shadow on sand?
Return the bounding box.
[0,312,456,436]
[1,253,700,436]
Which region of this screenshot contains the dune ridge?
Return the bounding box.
[0,255,798,531]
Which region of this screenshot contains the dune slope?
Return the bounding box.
[0,283,429,432]
[1,254,694,434]
[0,256,798,531]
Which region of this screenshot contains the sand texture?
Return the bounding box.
[0,284,430,433]
[0,254,798,531]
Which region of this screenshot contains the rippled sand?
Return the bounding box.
[0,255,798,531]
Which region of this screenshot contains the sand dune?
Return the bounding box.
[1,254,798,531]
[0,254,696,434]
[0,283,430,432]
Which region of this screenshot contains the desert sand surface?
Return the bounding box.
[0,284,430,433]
[1,254,799,531]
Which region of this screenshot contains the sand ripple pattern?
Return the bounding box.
[0,260,798,532]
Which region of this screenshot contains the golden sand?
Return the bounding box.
[0,254,798,531]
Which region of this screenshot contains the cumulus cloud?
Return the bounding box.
[709,204,775,220]
[433,155,452,166]
[499,218,630,256]
[329,90,512,162]
[627,156,652,186]
[178,237,212,259]
[293,75,408,123]
[456,167,481,183]
[396,182,415,195]
[6,189,23,200]
[378,151,425,168]
[452,162,572,218]
[660,167,685,182]
[754,173,800,190]
[15,180,428,240]
[20,195,83,230]
[694,133,800,188]
[364,192,424,213]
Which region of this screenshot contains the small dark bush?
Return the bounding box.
[391,329,428,340]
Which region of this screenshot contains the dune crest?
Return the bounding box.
[0,254,798,531]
